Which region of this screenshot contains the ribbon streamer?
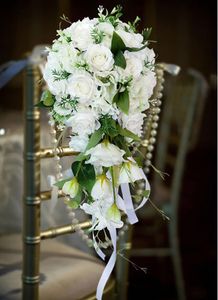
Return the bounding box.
[120,183,138,224]
[96,225,117,300]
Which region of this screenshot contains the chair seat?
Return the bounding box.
[0,234,111,300]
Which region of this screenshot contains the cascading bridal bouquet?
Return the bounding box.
[40,5,157,299]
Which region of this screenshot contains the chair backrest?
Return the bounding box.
[152,68,208,217]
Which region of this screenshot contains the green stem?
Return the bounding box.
[110,166,116,203]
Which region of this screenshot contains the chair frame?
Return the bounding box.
[22,61,169,300]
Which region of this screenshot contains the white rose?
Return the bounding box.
[85,141,125,167]
[65,107,100,135]
[130,73,156,111]
[43,65,68,96]
[69,18,95,50]
[121,111,145,137]
[69,134,89,152]
[116,30,143,48]
[67,71,97,104]
[97,22,114,48]
[123,51,144,78]
[56,43,78,73]
[85,44,114,72]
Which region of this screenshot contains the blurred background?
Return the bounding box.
[0,0,216,300]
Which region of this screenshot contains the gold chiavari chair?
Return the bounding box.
[0,49,175,299]
[22,59,176,300]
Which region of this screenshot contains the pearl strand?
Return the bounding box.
[48,114,93,247]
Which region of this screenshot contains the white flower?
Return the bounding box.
[119,158,144,184]
[80,199,123,230]
[56,43,78,73]
[129,74,156,111]
[121,111,145,137]
[62,177,79,198]
[53,101,72,116]
[116,29,143,48]
[69,18,96,50]
[43,57,68,96]
[91,174,113,200]
[85,44,114,72]
[69,134,89,152]
[97,22,114,48]
[65,107,100,135]
[123,51,144,78]
[85,141,125,167]
[67,71,97,105]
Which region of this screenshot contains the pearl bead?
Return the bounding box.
[54,156,60,161]
[157,93,163,99]
[152,122,158,129]
[153,108,161,114]
[119,231,125,236]
[146,153,152,159]
[82,234,89,241]
[51,138,58,144]
[145,160,151,166]
[72,218,79,224]
[123,225,129,231]
[153,115,159,122]
[147,145,154,151]
[145,167,150,174]
[149,137,156,144]
[139,182,145,189]
[56,165,62,172]
[87,239,93,247]
[151,130,157,136]
[68,212,76,218]
[78,229,84,236]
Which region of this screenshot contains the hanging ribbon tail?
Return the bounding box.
[135,169,151,211]
[93,232,106,261]
[96,225,117,300]
[121,183,138,224]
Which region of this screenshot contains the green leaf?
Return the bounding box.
[142,27,152,42]
[134,156,143,167]
[72,161,95,193]
[117,124,141,141]
[125,44,147,52]
[113,135,131,157]
[113,90,129,114]
[67,189,83,209]
[100,116,118,138]
[86,128,104,150]
[54,178,72,189]
[34,101,47,108]
[41,90,54,107]
[114,50,126,69]
[111,31,126,54]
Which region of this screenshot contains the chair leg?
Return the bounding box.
[169,224,186,300]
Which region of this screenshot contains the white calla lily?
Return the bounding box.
[62,177,79,198]
[119,158,144,184]
[80,199,123,231]
[91,174,113,200]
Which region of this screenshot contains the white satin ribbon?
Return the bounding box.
[93,232,106,261]
[121,183,138,224]
[96,225,117,300]
[135,169,150,211]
